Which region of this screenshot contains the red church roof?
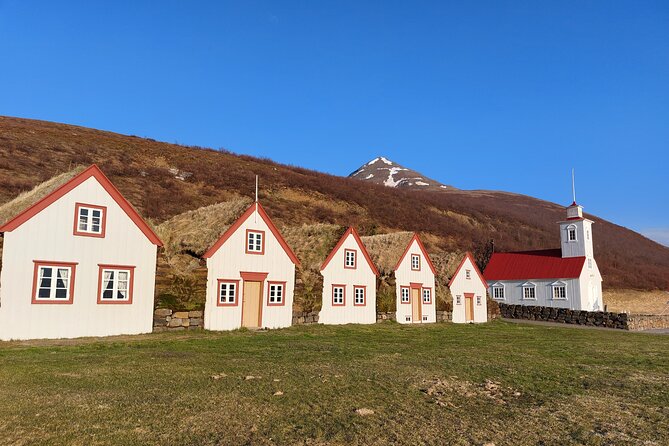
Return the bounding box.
[483,249,585,281]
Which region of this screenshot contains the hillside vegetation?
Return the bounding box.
[1,116,668,300]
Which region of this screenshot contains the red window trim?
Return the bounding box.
[421,287,433,305]
[240,271,269,281]
[73,202,107,238]
[97,264,135,305]
[410,254,421,271]
[344,249,357,269]
[31,260,78,304]
[267,281,287,306]
[245,229,265,255]
[216,279,240,307]
[332,284,346,306]
[353,285,366,306]
[399,286,411,304]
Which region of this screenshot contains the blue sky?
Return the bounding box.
[1,1,667,245]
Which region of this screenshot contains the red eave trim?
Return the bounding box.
[202,202,301,266]
[320,227,379,276]
[0,164,163,246]
[447,252,487,288]
[394,233,437,276]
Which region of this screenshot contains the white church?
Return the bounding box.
[484,200,603,312]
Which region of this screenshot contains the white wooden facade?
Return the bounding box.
[203,202,299,331]
[448,252,488,323]
[394,234,437,324]
[0,165,162,341]
[484,202,603,312]
[319,227,379,325]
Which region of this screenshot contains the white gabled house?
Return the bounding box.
[319,227,379,325]
[483,201,603,311]
[394,233,437,324]
[202,201,300,331]
[448,252,488,323]
[0,165,163,341]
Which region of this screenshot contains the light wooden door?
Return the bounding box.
[464,293,474,322]
[242,281,262,328]
[411,288,422,323]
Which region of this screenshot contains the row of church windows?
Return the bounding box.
[491,283,568,301]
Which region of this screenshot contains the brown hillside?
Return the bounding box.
[1,115,668,291]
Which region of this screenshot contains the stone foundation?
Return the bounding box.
[376,311,396,322]
[499,304,629,329]
[292,311,319,325]
[153,309,204,331]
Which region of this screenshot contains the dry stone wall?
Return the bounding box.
[153,309,204,331]
[627,314,669,331]
[499,304,629,329]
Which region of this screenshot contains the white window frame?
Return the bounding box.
[268,283,284,305]
[411,254,420,270]
[218,281,237,305]
[465,269,471,279]
[100,268,132,302]
[35,265,73,301]
[354,287,365,305]
[401,287,410,303]
[522,283,537,300]
[588,258,593,269]
[77,205,104,235]
[422,288,431,304]
[491,283,505,300]
[333,286,345,305]
[476,295,482,306]
[567,224,577,242]
[551,281,567,300]
[455,295,462,305]
[344,250,356,268]
[247,231,264,253]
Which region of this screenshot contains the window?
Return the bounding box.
[32,261,77,304]
[268,282,285,306]
[552,284,567,300]
[422,288,432,304]
[344,249,356,269]
[455,295,462,305]
[567,225,577,242]
[476,296,482,306]
[246,230,264,254]
[492,285,505,300]
[522,284,536,300]
[411,254,420,271]
[354,286,365,306]
[98,265,134,304]
[332,285,345,305]
[400,287,410,304]
[466,270,471,279]
[586,229,590,240]
[217,280,239,306]
[74,203,106,237]
[588,258,593,269]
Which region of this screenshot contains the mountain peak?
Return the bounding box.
[349,157,454,190]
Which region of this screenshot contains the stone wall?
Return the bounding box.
[499,304,629,329]
[153,309,204,331]
[376,311,396,322]
[292,311,319,325]
[436,311,452,322]
[627,314,669,331]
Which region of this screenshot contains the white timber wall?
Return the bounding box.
[449,256,488,323]
[0,177,157,341]
[488,277,583,311]
[395,239,436,324]
[204,207,295,331]
[319,233,377,325]
[578,260,604,311]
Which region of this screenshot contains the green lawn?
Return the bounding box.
[0,321,667,446]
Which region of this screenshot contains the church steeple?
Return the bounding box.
[559,171,594,259]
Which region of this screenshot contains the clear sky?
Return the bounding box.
[1,1,667,245]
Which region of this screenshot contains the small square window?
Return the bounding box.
[401,287,410,303]
[344,250,356,268]
[354,287,365,305]
[32,262,77,304]
[74,203,106,237]
[466,270,471,279]
[523,286,536,300]
[218,280,238,305]
[492,286,505,300]
[268,283,284,305]
[422,288,431,304]
[99,266,134,304]
[455,295,462,305]
[476,296,482,306]
[552,285,566,300]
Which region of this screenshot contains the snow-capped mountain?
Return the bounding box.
[348,157,454,191]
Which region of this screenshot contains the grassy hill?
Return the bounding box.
[1,115,668,304]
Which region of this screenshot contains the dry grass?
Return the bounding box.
[0,165,85,226]
[604,289,669,315]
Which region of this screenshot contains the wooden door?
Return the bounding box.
[411,288,422,323]
[464,293,474,322]
[242,281,262,328]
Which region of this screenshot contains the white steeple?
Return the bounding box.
[559,170,593,259]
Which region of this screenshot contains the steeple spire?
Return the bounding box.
[571,168,577,205]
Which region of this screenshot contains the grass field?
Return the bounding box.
[0,321,667,446]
